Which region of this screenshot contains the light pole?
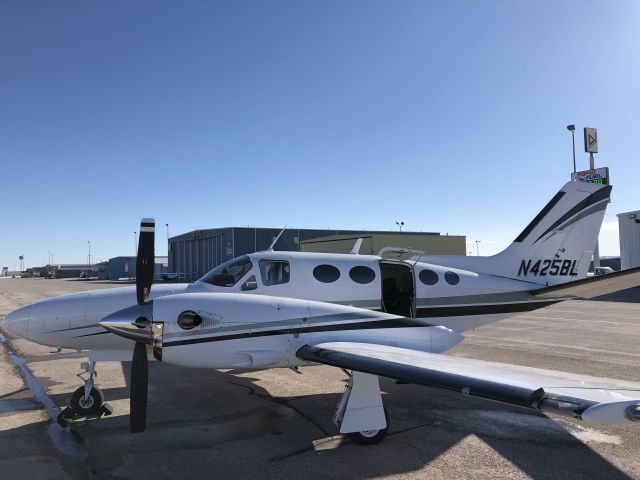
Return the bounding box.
[475,240,481,256]
[134,231,138,256]
[166,223,171,273]
[567,125,576,173]
[166,223,170,253]
[395,221,404,232]
[88,241,91,278]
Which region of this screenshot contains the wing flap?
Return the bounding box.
[297,342,640,424]
[531,266,640,299]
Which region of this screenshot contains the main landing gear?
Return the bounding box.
[58,361,112,425]
[332,371,390,445]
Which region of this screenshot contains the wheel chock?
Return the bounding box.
[57,403,113,426]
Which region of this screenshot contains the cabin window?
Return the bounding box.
[199,255,253,287]
[241,275,258,291]
[313,264,340,283]
[418,269,439,285]
[349,266,376,284]
[259,260,290,286]
[445,271,460,285]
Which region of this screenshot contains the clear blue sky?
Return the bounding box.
[1,1,638,268]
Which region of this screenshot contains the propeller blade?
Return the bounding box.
[136,218,155,305]
[130,341,148,433]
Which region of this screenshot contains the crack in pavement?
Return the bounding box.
[226,379,334,438]
[0,331,87,459]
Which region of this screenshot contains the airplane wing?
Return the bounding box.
[297,342,640,424]
[531,266,640,299]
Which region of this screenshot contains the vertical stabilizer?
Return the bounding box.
[490,181,611,285]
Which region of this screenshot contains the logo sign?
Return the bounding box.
[571,166,609,185]
[584,127,598,153]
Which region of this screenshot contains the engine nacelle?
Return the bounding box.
[104,292,464,370]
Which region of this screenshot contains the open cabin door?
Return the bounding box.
[379,261,415,317]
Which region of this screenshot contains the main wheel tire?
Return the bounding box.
[70,386,104,416]
[347,407,390,445]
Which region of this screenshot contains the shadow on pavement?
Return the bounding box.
[28,362,631,480]
[589,286,640,303]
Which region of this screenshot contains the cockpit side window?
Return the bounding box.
[259,260,290,286]
[199,256,253,287]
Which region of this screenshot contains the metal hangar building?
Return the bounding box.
[168,227,466,282]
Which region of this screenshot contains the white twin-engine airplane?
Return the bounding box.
[3,180,640,443]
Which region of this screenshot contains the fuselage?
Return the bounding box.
[3,250,562,357]
[190,251,554,334]
[4,178,613,367]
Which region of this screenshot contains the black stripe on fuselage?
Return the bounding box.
[163,299,563,348]
[46,323,100,333]
[163,318,431,348]
[415,300,559,318]
[73,331,111,338]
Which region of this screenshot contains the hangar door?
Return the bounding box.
[380,261,414,317]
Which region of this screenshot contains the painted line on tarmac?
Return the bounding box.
[0,332,87,459]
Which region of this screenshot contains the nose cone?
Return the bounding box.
[3,305,33,339]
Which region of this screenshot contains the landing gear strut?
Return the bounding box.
[332,371,390,445]
[72,361,102,414]
[58,361,112,425]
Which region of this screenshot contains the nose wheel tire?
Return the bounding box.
[347,407,390,445]
[70,386,104,416]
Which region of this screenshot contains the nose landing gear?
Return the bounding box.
[70,385,104,416]
[58,361,112,425]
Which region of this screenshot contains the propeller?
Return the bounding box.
[130,340,149,433]
[130,218,155,433]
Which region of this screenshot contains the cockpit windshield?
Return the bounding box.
[199,256,253,287]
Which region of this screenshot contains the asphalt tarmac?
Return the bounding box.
[1,278,639,480]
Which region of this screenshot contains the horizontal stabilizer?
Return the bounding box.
[297,342,640,424]
[531,267,640,299]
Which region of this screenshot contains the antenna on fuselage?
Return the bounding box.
[267,226,287,252]
[350,238,363,255]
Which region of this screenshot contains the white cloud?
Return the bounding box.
[599,221,620,256]
[600,220,619,233]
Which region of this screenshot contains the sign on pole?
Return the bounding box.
[584,127,598,153]
[571,166,610,185]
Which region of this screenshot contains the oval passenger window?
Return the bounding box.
[419,269,439,285]
[444,271,460,285]
[313,264,341,283]
[349,266,376,284]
